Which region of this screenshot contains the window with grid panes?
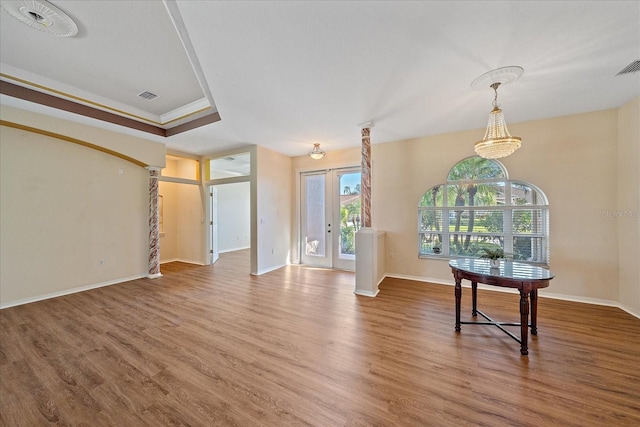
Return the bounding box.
[418,156,549,265]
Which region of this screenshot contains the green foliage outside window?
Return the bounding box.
[419,156,549,265]
[340,194,361,255]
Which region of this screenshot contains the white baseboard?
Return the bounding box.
[219,246,250,254]
[540,291,640,319]
[354,289,379,297]
[177,258,205,266]
[384,273,453,287]
[252,263,287,276]
[161,258,205,266]
[0,274,147,309]
[618,303,640,319]
[383,273,640,319]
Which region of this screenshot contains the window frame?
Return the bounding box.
[418,157,549,266]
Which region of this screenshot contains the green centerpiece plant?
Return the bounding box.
[479,247,511,268]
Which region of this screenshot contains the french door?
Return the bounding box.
[300,168,361,271]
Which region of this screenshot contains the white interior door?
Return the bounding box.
[209,186,219,264]
[300,168,361,271]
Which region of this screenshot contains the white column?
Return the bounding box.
[356,122,385,296]
[355,229,386,297]
[147,166,162,279]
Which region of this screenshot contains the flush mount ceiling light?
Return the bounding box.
[308,143,326,160]
[471,66,523,159]
[1,0,78,37]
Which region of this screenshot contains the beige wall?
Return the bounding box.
[2,100,636,314]
[1,105,166,168]
[374,109,623,304]
[162,155,199,180]
[255,145,292,274]
[617,97,640,315]
[176,184,205,264]
[292,147,362,171]
[158,155,206,265]
[0,125,150,306]
[159,181,178,262]
[290,147,362,263]
[289,104,638,315]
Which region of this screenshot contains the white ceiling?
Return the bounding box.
[1,0,639,158]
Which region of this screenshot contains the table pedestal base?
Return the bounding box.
[455,279,538,355]
[450,259,552,356]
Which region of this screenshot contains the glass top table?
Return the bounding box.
[449,258,554,355]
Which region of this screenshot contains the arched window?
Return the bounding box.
[418,156,549,265]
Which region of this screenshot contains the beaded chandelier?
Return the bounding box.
[471,66,523,159]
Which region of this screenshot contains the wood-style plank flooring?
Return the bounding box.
[1,250,639,426]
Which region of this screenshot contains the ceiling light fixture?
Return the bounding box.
[471,66,523,159]
[308,143,326,160]
[1,0,78,37]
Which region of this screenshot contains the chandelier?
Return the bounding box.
[308,143,326,160]
[472,66,523,159]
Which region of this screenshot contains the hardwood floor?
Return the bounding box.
[1,250,639,426]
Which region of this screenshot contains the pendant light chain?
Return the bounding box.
[491,82,501,109]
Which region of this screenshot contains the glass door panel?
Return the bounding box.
[334,170,361,271]
[300,168,360,271]
[301,172,332,267]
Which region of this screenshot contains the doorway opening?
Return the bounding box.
[209,182,251,265]
[300,167,361,271]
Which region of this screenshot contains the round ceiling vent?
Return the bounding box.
[1,0,78,37]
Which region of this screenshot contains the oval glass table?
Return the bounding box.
[449,258,554,355]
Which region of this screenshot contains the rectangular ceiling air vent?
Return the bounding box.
[616,60,640,76]
[137,90,159,101]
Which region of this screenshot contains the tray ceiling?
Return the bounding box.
[1,1,639,156]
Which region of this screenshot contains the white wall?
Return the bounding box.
[255,145,292,274]
[0,125,151,306]
[216,182,250,252]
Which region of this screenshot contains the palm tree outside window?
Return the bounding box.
[418,156,549,265]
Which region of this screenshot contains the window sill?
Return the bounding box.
[418,254,449,261]
[419,254,549,267]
